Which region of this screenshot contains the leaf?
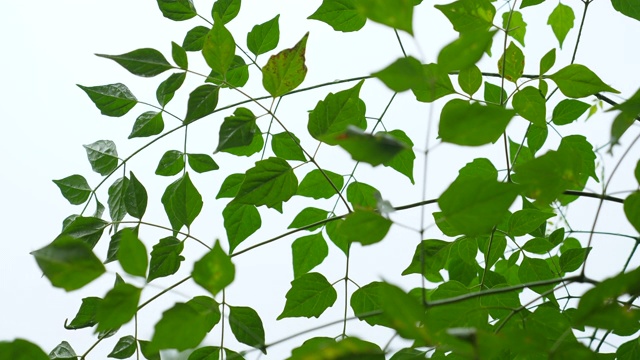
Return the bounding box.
[262,33,309,97]
[512,87,547,126]
[229,306,267,354]
[332,126,408,166]
[183,26,210,51]
[439,99,516,146]
[124,172,147,219]
[498,41,525,83]
[49,341,77,359]
[518,256,556,293]
[297,170,344,199]
[107,227,129,264]
[206,55,249,88]
[192,240,235,296]
[435,0,496,33]
[96,283,141,332]
[155,150,185,176]
[130,111,165,138]
[108,177,129,223]
[53,175,91,205]
[308,80,366,145]
[216,107,257,152]
[161,173,203,231]
[612,0,640,21]
[278,272,337,319]
[171,42,188,69]
[438,30,496,72]
[389,348,428,360]
[156,0,197,21]
[547,3,574,49]
[247,15,280,55]
[458,65,482,95]
[346,181,379,208]
[521,0,544,8]
[625,191,640,233]
[67,297,102,329]
[354,0,414,34]
[221,130,264,157]
[148,237,185,282]
[289,337,384,360]
[484,81,507,105]
[341,209,393,246]
[560,247,591,273]
[223,203,261,252]
[325,219,349,255]
[212,0,241,24]
[84,140,119,176]
[350,281,390,326]
[108,336,136,359]
[31,236,105,291]
[402,239,450,282]
[552,99,590,125]
[117,228,148,277]
[217,173,245,199]
[373,56,425,92]
[202,18,236,76]
[508,209,555,237]
[548,64,619,98]
[187,153,219,173]
[271,132,306,161]
[618,337,640,359]
[288,207,329,231]
[527,125,548,155]
[292,233,329,278]
[60,216,109,248]
[412,63,455,103]
[377,282,430,343]
[382,130,416,183]
[0,339,49,360]
[96,48,173,78]
[309,0,366,32]
[78,83,137,117]
[540,48,556,75]
[522,237,555,254]
[152,298,219,351]
[233,157,298,209]
[504,11,526,46]
[184,84,220,124]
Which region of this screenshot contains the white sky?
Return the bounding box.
[2,0,640,359]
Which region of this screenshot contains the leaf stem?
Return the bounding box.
[137,275,191,311]
[115,220,211,250]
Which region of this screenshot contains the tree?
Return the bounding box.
[3,0,640,358]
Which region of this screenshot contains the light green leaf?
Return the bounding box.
[53,175,91,205]
[504,11,526,46]
[217,173,245,199]
[458,65,482,95]
[412,63,455,103]
[540,48,556,75]
[292,233,328,278]
[229,306,267,354]
[171,42,188,70]
[202,15,236,76]
[521,0,544,8]
[289,337,384,360]
[84,140,119,176]
[325,219,349,255]
[377,282,430,342]
[547,3,574,48]
[155,150,185,176]
[156,0,197,21]
[183,26,210,51]
[31,236,105,291]
[247,15,280,55]
[117,228,148,277]
[206,55,249,88]
[332,126,408,166]
[518,256,556,293]
[512,86,546,126]
[508,209,554,237]
[552,99,590,125]
[527,124,548,154]
[438,30,496,71]
[0,339,49,360]
[96,283,141,332]
[498,41,524,83]
[184,84,220,124]
[262,33,308,97]
[340,209,392,246]
[350,281,390,327]
[548,64,619,98]
[130,111,165,138]
[308,0,366,32]
[354,0,414,34]
[271,132,306,161]
[297,169,344,199]
[212,0,241,24]
[223,202,261,253]
[216,107,257,152]
[381,129,415,183]
[278,272,337,319]
[625,192,640,233]
[233,157,298,209]
[151,298,218,351]
[523,237,555,254]
[484,81,507,105]
[308,80,366,145]
[435,0,495,33]
[96,48,173,77]
[108,336,136,359]
[373,56,424,92]
[612,0,640,21]
[193,240,235,296]
[148,237,185,282]
[78,83,137,117]
[439,99,516,146]
[187,153,219,173]
[108,177,129,223]
[346,181,379,209]
[288,207,329,231]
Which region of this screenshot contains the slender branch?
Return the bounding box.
[137,276,192,311]
[115,221,211,250]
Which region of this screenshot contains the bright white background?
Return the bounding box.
[2,0,640,359]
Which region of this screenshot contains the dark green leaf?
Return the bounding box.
[278,272,337,319]
[373,56,425,92]
[247,15,280,55]
[547,3,574,48]
[67,297,102,329]
[96,48,173,77]
[518,256,556,293]
[289,337,384,360]
[105,227,136,264]
[438,30,496,71]
[288,207,329,231]
[183,26,210,51]
[262,33,308,97]
[156,0,197,21]
[341,209,392,246]
[332,126,407,166]
[206,55,249,88]
[560,247,591,273]
[271,132,306,161]
[498,41,525,83]
[108,177,129,223]
[412,63,455,103]
[0,339,49,360]
[217,173,244,199]
[325,219,349,255]
[161,173,203,231]
[223,203,261,253]
[216,107,257,152]
[117,228,148,277]
[521,0,544,8]
[184,84,220,124]
[381,129,415,183]
[540,48,556,75]
[53,175,91,205]
[229,306,266,354]
[458,65,482,95]
[84,140,119,176]
[346,181,379,209]
[151,300,216,351]
[292,233,328,278]
[297,169,344,199]
[548,64,619,98]
[193,240,235,296]
[212,0,241,24]
[61,216,109,248]
[389,348,428,360]
[504,11,526,46]
[618,337,640,359]
[32,236,105,291]
[610,112,636,149]
[49,341,77,359]
[187,153,219,173]
[484,81,507,105]
[350,281,390,327]
[508,209,554,237]
[355,0,414,34]
[625,191,640,233]
[552,99,590,125]
[512,86,546,126]
[435,0,495,33]
[78,83,137,117]
[125,172,147,219]
[148,237,185,282]
[96,283,141,332]
[130,111,165,138]
[221,130,264,156]
[233,157,297,209]
[155,150,185,176]
[439,99,516,146]
[108,336,136,359]
[527,124,548,154]
[189,346,221,360]
[308,0,366,32]
[308,80,366,145]
[612,0,640,21]
[171,42,188,69]
[432,212,462,238]
[522,237,555,254]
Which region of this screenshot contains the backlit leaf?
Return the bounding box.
[350,281,390,327]
[548,64,619,98]
[223,202,261,253]
[221,130,264,157]
[148,237,185,282]
[183,26,209,51]
[355,0,414,34]
[152,298,219,351]
[625,191,640,233]
[96,48,173,77]
[439,99,516,146]
[202,19,236,76]
[130,111,165,138]
[184,84,220,124]
[552,99,590,125]
[498,41,525,82]
[346,181,379,209]
[508,209,554,237]
[308,0,366,32]
[504,11,526,46]
[212,0,241,24]
[155,150,185,176]
[547,3,574,49]
[67,297,102,329]
[560,247,591,273]
[271,132,306,161]
[289,337,384,360]
[124,172,147,219]
[247,15,280,55]
[332,126,408,166]
[518,256,556,293]
[96,283,141,332]
[308,80,366,145]
[438,30,496,72]
[381,129,415,183]
[78,83,137,117]
[233,157,298,209]
[206,55,249,88]
[512,86,546,126]
[340,209,392,246]
[521,0,544,8]
[193,240,235,296]
[458,65,482,96]
[84,140,119,176]
[53,175,91,205]
[484,81,507,105]
[156,0,197,21]
[297,169,344,199]
[117,228,148,277]
[278,272,337,319]
[435,0,495,33]
[402,239,450,282]
[412,63,455,103]
[0,339,49,360]
[161,173,203,231]
[540,48,556,75]
[292,233,328,278]
[288,207,329,231]
[262,33,309,97]
[373,56,425,92]
[229,306,266,354]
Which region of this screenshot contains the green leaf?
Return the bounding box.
[49,341,77,359]
[125,172,147,219]
[540,48,556,75]
[84,140,119,176]
[377,282,430,343]
[389,348,428,360]
[340,209,393,246]
[156,0,197,21]
[289,337,384,360]
[355,0,414,34]
[67,297,102,329]
[435,0,495,33]
[108,229,128,264]
[522,237,555,254]
[350,281,390,327]
[60,216,109,248]
[458,65,482,95]
[552,99,590,125]
[0,339,49,360]
[498,41,525,82]
[438,30,496,72]
[288,207,329,231]
[521,0,544,8]
[184,84,220,124]
[278,272,337,319]
[332,126,408,166]
[262,32,309,97]
[402,239,450,282]
[412,63,455,103]
[271,132,306,161]
[187,153,219,173]
[325,219,349,255]
[212,0,241,24]
[609,87,640,117]
[217,173,245,199]
[548,64,619,98]
[234,157,298,209]
[618,337,640,359]
[509,138,533,167]
[439,99,516,146]
[382,130,416,183]
[161,173,203,231]
[308,80,366,145]
[31,236,105,291]
[148,237,185,282]
[221,130,264,157]
[308,0,366,32]
[206,55,249,88]
[53,175,91,205]
[108,336,136,359]
[108,177,129,223]
[152,298,220,351]
[183,26,209,51]
[346,181,379,209]
[292,233,328,278]
[117,228,148,277]
[247,15,280,55]
[508,209,555,237]
[96,48,173,77]
[612,0,640,21]
[229,306,267,354]
[484,81,507,105]
[297,170,344,199]
[512,87,547,126]
[171,42,188,69]
[216,107,257,152]
[560,247,591,273]
[504,11,526,46]
[527,124,548,155]
[155,150,185,176]
[373,56,425,92]
[625,191,640,233]
[192,240,235,295]
[223,202,261,253]
[78,83,137,117]
[96,283,141,332]
[518,256,556,293]
[547,3,574,49]
[130,111,165,138]
[202,18,236,77]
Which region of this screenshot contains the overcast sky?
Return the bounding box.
[2,0,640,358]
